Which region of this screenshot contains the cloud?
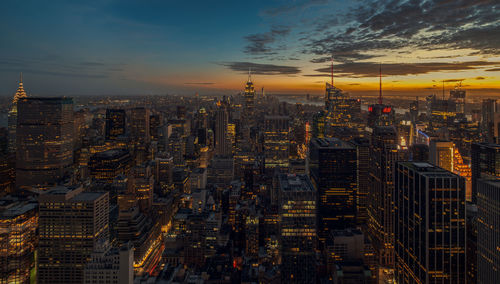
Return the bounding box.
[184,82,216,85]
[244,26,290,55]
[475,76,486,80]
[303,0,499,62]
[219,61,301,75]
[310,61,500,77]
[486,68,500,72]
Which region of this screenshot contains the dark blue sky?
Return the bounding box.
[1,0,499,97]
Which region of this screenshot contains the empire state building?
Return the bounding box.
[8,73,28,152]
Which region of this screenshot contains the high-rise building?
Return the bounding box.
[277,174,317,284]
[394,162,466,284]
[429,140,454,171]
[16,97,74,189]
[105,109,127,140]
[476,179,500,284]
[471,142,500,203]
[38,185,109,284]
[243,73,255,120]
[89,149,132,183]
[83,242,134,284]
[264,115,290,171]
[0,198,38,283]
[481,99,497,143]
[308,138,357,237]
[367,126,403,268]
[349,137,370,225]
[8,73,28,153]
[129,164,154,212]
[367,104,395,128]
[129,107,150,145]
[215,105,230,156]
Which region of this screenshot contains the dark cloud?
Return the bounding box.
[304,0,499,63]
[184,82,216,85]
[475,76,486,80]
[219,62,301,75]
[311,61,500,77]
[486,68,500,72]
[244,26,290,55]
[442,79,465,83]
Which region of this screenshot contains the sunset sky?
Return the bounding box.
[0,0,499,98]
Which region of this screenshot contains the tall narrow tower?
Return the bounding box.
[8,73,28,153]
[244,69,255,119]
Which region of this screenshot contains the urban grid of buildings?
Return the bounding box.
[0,69,499,284]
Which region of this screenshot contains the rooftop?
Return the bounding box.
[278,174,315,192]
[312,137,354,149]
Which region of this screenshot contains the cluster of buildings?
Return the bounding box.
[0,72,498,283]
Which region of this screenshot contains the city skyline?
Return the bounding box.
[1,0,499,97]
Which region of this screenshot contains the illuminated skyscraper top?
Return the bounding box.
[244,69,255,117]
[13,73,27,104]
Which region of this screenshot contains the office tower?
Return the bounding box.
[277,174,317,284]
[116,206,162,276]
[0,198,38,283]
[244,73,255,119]
[309,138,357,237]
[449,85,466,117]
[429,140,454,171]
[367,126,401,268]
[349,137,370,225]
[367,104,395,128]
[105,109,126,140]
[129,107,150,145]
[16,97,74,189]
[394,162,466,284]
[154,154,173,196]
[471,142,500,203]
[149,113,161,141]
[215,106,230,156]
[89,149,132,183]
[129,164,154,212]
[481,99,497,143]
[466,204,478,284]
[245,214,259,257]
[8,73,28,153]
[38,185,109,284]
[83,242,134,284]
[264,115,290,171]
[476,179,500,284]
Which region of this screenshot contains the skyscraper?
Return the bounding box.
[476,179,500,284]
[429,140,454,171]
[105,109,127,140]
[16,97,74,189]
[264,115,290,171]
[215,105,230,156]
[129,107,150,145]
[367,126,402,268]
[394,162,466,284]
[38,185,109,284]
[243,72,255,120]
[308,138,357,237]
[0,198,38,283]
[471,142,500,203]
[481,99,497,143]
[8,73,28,153]
[277,174,317,284]
[349,137,370,225]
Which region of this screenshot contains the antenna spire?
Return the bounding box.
[248,67,252,82]
[20,72,23,83]
[378,63,382,104]
[330,57,334,86]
